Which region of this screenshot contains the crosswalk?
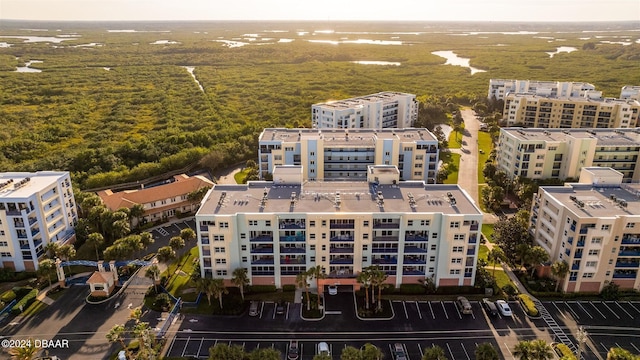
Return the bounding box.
[535,300,578,355]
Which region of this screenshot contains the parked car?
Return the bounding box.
[456,296,473,315]
[393,343,408,360]
[328,285,338,295]
[249,301,260,317]
[287,340,299,360]
[276,301,286,315]
[496,300,513,317]
[317,342,330,356]
[482,298,498,316]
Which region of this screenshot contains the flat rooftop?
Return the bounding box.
[508,92,639,105]
[260,128,437,144]
[541,184,640,218]
[502,128,640,145]
[312,92,414,109]
[198,181,481,216]
[0,171,67,199]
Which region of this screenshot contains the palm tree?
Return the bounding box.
[129,203,145,229]
[248,347,281,360]
[196,278,214,305]
[132,322,157,359]
[551,260,570,292]
[527,246,550,277]
[487,247,505,280]
[157,246,176,264]
[296,270,312,311]
[37,259,56,289]
[308,265,326,310]
[169,236,185,251]
[106,324,132,360]
[86,232,104,261]
[423,345,448,360]
[145,264,161,292]
[513,341,534,360]
[139,232,154,254]
[129,306,143,324]
[211,278,228,309]
[180,228,196,243]
[7,339,39,360]
[361,343,383,360]
[515,243,532,269]
[231,267,249,301]
[475,343,499,360]
[45,242,60,259]
[370,267,388,312]
[514,340,553,360]
[357,268,373,310]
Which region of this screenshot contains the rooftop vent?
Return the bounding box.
[0,179,14,191]
[13,177,31,190]
[218,191,227,206]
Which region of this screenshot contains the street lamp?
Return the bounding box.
[576,326,588,360]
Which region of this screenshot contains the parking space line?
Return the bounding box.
[589,302,607,319]
[628,301,640,314]
[454,302,462,319]
[403,301,409,319]
[418,343,424,358]
[259,302,265,319]
[166,336,177,357]
[616,302,634,319]
[461,342,471,360]
[174,223,182,231]
[181,336,191,357]
[578,302,593,319]
[446,342,456,360]
[552,302,567,319]
[197,338,204,357]
[415,301,423,320]
[600,342,609,354]
[630,343,640,353]
[470,303,476,319]
[504,343,514,359]
[564,301,580,319]
[602,302,621,320]
[286,302,290,320]
[428,301,435,319]
[441,301,449,320]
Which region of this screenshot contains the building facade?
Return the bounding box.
[530,168,640,293]
[497,128,640,182]
[0,172,77,272]
[620,86,640,101]
[488,79,596,101]
[196,166,483,290]
[312,92,418,129]
[258,128,439,183]
[501,93,639,128]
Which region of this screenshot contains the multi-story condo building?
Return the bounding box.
[497,128,640,182]
[0,172,77,272]
[196,165,483,290]
[530,167,640,293]
[311,92,418,129]
[620,86,640,101]
[488,79,596,101]
[258,128,439,183]
[501,93,639,127]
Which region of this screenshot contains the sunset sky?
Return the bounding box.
[1,0,639,22]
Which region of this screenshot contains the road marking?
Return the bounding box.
[441,301,449,320]
[286,303,290,320]
[259,302,265,319]
[174,223,182,231]
[600,342,609,353]
[564,301,580,320]
[615,302,634,319]
[461,342,471,360]
[403,301,409,319]
[166,336,178,356]
[197,338,205,357]
[602,302,621,319]
[429,301,435,319]
[577,302,593,319]
[628,301,640,314]
[418,343,424,357]
[446,342,456,360]
[181,336,191,357]
[552,302,567,319]
[589,302,607,319]
[630,343,640,353]
[503,343,514,359]
[416,301,423,320]
[454,303,462,320]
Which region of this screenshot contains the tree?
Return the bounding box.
[494,215,532,265]
[145,264,161,292]
[196,278,215,305]
[551,261,570,292]
[208,343,245,360]
[357,268,373,310]
[157,246,176,264]
[45,242,60,259]
[296,270,312,311]
[513,341,534,360]
[7,338,39,360]
[313,355,332,360]
[129,203,145,229]
[361,343,383,360]
[231,267,249,301]
[341,346,363,360]
[37,259,56,289]
[423,345,448,360]
[248,347,281,360]
[475,343,499,360]
[211,278,228,309]
[526,246,550,277]
[487,247,505,280]
[514,340,553,360]
[180,228,196,243]
[370,266,389,312]
[308,265,326,310]
[607,347,639,360]
[106,324,133,360]
[139,232,154,253]
[86,232,104,261]
[169,236,185,251]
[515,243,532,269]
[131,322,158,360]
[483,162,497,180]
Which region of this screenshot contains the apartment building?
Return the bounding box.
[0,172,77,272]
[258,128,439,184]
[530,167,640,293]
[501,93,639,128]
[196,166,483,289]
[488,79,596,101]
[312,92,418,129]
[98,174,213,226]
[497,128,640,182]
[620,86,640,101]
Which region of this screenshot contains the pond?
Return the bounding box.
[16,60,43,73]
[351,61,401,66]
[431,50,486,75]
[546,46,577,58]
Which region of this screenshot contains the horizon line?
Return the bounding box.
[1,18,639,23]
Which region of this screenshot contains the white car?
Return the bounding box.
[496,300,513,317]
[328,285,338,295]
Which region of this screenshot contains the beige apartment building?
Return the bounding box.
[497,128,640,182]
[488,79,596,101]
[530,167,640,293]
[196,166,483,290]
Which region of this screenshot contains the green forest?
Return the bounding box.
[1,21,639,189]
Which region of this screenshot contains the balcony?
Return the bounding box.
[622,236,640,245]
[328,269,355,278]
[31,228,40,237]
[14,221,25,228]
[279,220,305,229]
[574,252,583,259]
[612,271,637,279]
[467,249,476,256]
[28,217,37,225]
[280,246,305,254]
[403,256,426,265]
[330,257,354,265]
[19,242,30,250]
[470,224,479,231]
[403,268,425,276]
[330,247,354,254]
[405,234,428,242]
[251,246,274,254]
[468,235,478,244]
[372,236,398,242]
[330,222,355,229]
[615,261,640,268]
[250,235,274,242]
[281,256,305,265]
[572,264,580,270]
[252,270,275,276]
[280,235,305,242]
[576,240,585,247]
[372,247,398,253]
[567,237,574,245]
[373,222,400,229]
[330,235,354,242]
[404,246,427,253]
[372,256,397,265]
[252,257,274,265]
[619,250,640,257]
[199,225,208,232]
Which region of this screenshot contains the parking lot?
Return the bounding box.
[148,219,195,254]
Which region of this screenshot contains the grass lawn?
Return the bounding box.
[478,184,489,212]
[164,246,199,297]
[233,168,249,184]
[448,132,462,149]
[479,244,515,291]
[479,244,489,262]
[477,131,493,183]
[443,153,461,184]
[22,300,47,317]
[482,224,495,243]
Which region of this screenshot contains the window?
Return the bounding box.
[240,234,246,239]
[310,151,315,156]
[215,258,227,264]
[310,221,316,227]
[626,223,635,229]
[453,246,464,252]
[586,261,597,267]
[214,247,225,253]
[322,233,326,239]
[428,267,434,273]
[591,237,602,244]
[432,233,438,239]
[220,222,229,228]
[429,256,436,262]
[421,220,430,226]
[216,270,227,276]
[362,245,368,251]
[241,245,247,251]
[407,220,413,226]
[453,234,465,241]
[321,245,326,251]
[265,220,271,227]
[363,221,369,227]
[362,256,368,262]
[449,269,461,275]
[450,222,460,228]
[321,256,326,261]
[588,249,600,256]
[430,245,437,251]
[363,234,369,239]
[582,272,594,278]
[0,252,11,257]
[310,245,316,251]
[451,258,462,264]
[0,241,7,247]
[310,234,316,239]
[213,235,225,241]
[322,220,327,227]
[310,256,316,262]
[601,224,610,231]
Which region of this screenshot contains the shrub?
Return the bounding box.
[502,284,518,298]
[436,286,483,295]
[282,284,296,292]
[10,288,38,314]
[1,290,16,303]
[248,285,277,293]
[554,343,577,360]
[399,284,427,295]
[601,282,620,301]
[518,294,539,317]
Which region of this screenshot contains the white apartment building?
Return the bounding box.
[0,172,77,272]
[497,128,640,182]
[502,93,639,128]
[530,167,640,293]
[488,79,596,101]
[312,92,418,129]
[258,128,439,183]
[620,86,640,101]
[196,166,483,290]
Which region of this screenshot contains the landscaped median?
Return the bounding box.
[553,343,577,360]
[517,294,540,318]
